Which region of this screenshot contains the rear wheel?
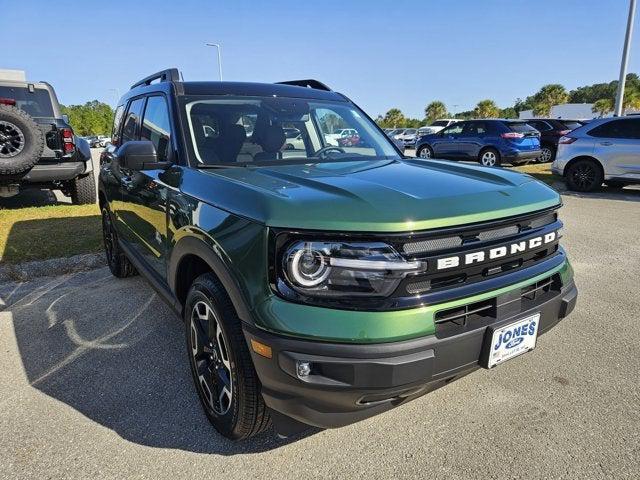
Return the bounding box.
[69,173,96,205]
[565,159,603,192]
[538,145,555,163]
[101,206,137,278]
[417,145,434,159]
[185,273,270,440]
[479,148,501,167]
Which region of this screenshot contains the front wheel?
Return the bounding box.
[417,145,434,159]
[479,148,501,167]
[185,273,270,440]
[565,159,603,192]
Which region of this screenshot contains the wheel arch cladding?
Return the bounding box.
[168,235,254,324]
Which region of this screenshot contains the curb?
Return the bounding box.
[0,252,106,283]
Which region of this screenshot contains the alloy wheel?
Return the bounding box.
[0,121,25,158]
[419,147,432,159]
[101,209,117,267]
[190,301,233,416]
[481,151,497,166]
[539,147,552,163]
[571,163,597,190]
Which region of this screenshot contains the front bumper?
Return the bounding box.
[245,277,577,433]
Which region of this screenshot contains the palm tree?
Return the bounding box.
[424,101,448,123]
[532,84,569,117]
[592,99,613,117]
[474,99,500,119]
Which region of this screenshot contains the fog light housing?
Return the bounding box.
[296,361,312,378]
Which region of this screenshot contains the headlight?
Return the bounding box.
[281,240,425,298]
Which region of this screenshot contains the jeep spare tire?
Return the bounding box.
[0,104,44,176]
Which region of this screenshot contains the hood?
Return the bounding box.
[188,159,560,232]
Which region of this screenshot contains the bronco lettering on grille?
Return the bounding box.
[436,231,557,271]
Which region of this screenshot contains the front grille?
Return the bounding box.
[393,208,562,303]
[434,274,562,337]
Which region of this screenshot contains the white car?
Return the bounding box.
[417,119,459,137]
[325,128,358,146]
[284,128,305,150]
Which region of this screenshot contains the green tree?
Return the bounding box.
[592,98,613,117]
[61,100,114,136]
[474,99,500,119]
[499,107,517,119]
[381,108,406,128]
[424,101,448,123]
[531,84,569,117]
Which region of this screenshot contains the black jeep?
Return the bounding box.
[0,73,96,204]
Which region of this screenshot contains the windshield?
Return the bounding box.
[184,96,400,165]
[404,129,417,134]
[0,86,54,117]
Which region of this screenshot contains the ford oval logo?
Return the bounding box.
[506,337,524,349]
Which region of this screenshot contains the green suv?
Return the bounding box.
[98,69,577,440]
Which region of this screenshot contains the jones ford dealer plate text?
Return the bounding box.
[485,314,540,368]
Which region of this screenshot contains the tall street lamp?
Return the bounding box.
[614,0,636,116]
[205,43,223,81]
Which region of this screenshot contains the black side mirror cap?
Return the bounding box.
[117,141,170,170]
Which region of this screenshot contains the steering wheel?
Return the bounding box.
[315,146,345,158]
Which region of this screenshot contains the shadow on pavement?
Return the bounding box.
[0,188,63,209]
[1,270,316,454]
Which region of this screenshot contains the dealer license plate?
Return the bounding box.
[486,314,540,368]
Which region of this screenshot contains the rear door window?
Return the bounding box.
[0,86,54,117]
[121,97,145,143]
[140,95,172,161]
[588,119,640,139]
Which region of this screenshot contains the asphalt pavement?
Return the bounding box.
[1,174,639,479]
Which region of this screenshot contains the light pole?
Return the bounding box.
[614,0,636,116]
[205,43,223,81]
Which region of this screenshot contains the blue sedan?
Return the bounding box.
[415,119,541,166]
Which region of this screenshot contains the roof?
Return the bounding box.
[179,81,346,101]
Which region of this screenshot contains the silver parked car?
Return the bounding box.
[552,116,640,192]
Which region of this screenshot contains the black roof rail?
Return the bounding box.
[130,68,181,90]
[276,79,332,91]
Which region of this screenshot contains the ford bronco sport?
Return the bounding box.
[99,69,577,440]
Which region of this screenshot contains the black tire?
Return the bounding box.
[185,273,270,440]
[538,145,555,163]
[416,145,434,159]
[604,180,625,189]
[478,147,501,167]
[69,173,97,205]
[101,206,137,278]
[0,104,44,175]
[565,158,603,192]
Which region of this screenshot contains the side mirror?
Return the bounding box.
[117,140,161,170]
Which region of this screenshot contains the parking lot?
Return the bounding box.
[1,186,639,479]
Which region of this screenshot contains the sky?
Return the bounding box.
[4,0,639,118]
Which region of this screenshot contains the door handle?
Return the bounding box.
[600,141,613,146]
